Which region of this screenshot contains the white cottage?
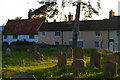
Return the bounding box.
[2,18,45,44]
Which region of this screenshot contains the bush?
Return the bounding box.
[10,40,35,45]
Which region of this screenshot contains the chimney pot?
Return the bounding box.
[109,10,115,18]
[68,12,73,22]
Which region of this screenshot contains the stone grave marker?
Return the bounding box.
[57,51,66,66]
[73,47,84,59]
[90,51,101,67]
[6,48,11,57]
[104,62,117,77]
[34,45,43,60]
[106,54,120,72]
[27,48,33,59]
[66,47,73,58]
[73,59,86,75]
[72,47,85,76]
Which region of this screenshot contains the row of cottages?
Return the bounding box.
[38,16,120,51]
[2,18,45,44]
[2,10,120,50]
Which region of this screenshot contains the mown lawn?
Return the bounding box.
[2,46,120,79]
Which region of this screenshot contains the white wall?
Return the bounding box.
[109,30,119,50]
[3,35,38,44]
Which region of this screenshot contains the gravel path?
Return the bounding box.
[2,69,37,80]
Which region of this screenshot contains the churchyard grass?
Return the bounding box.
[2,47,120,79]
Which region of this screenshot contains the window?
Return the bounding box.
[96,32,100,37]
[55,32,60,36]
[13,35,18,39]
[77,41,84,48]
[55,41,59,45]
[41,32,46,37]
[4,35,7,39]
[29,35,34,39]
[95,41,101,48]
[68,40,84,48]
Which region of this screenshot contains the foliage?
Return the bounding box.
[10,40,35,45]
[2,47,120,79]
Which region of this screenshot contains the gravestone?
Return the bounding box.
[57,51,66,66]
[104,62,117,77]
[73,59,85,75]
[66,47,73,58]
[6,48,11,57]
[106,54,120,70]
[27,48,33,59]
[72,47,85,76]
[90,51,101,67]
[34,45,43,60]
[73,47,84,59]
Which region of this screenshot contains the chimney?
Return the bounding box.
[68,12,73,22]
[109,10,115,18]
[28,9,34,19]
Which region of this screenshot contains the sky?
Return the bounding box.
[0,0,120,25]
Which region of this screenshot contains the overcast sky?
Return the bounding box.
[0,0,120,25]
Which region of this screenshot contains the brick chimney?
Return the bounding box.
[28,9,34,19]
[109,10,115,18]
[68,12,73,22]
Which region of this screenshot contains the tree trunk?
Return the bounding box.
[72,0,81,47]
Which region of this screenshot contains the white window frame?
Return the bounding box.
[94,41,101,48]
[29,35,34,39]
[41,32,46,37]
[55,32,61,36]
[96,32,100,37]
[68,40,84,48]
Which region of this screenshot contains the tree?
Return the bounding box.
[33,0,101,47]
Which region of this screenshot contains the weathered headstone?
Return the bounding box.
[66,47,73,58]
[34,45,43,60]
[27,48,33,59]
[73,59,85,75]
[57,51,66,66]
[106,54,119,63]
[6,48,11,57]
[104,62,117,77]
[90,51,101,67]
[106,54,120,70]
[73,47,84,59]
[72,47,85,76]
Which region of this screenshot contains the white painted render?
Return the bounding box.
[109,30,119,50]
[3,35,38,44]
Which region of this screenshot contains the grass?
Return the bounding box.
[2,46,120,79]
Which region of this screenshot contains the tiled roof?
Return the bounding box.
[38,16,120,31]
[3,18,45,35]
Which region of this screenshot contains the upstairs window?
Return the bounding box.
[55,32,60,36]
[96,32,100,37]
[13,35,18,39]
[41,32,46,37]
[29,35,34,39]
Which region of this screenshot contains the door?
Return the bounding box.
[109,41,114,50]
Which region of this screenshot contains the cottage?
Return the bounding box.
[2,18,45,44]
[38,12,120,50]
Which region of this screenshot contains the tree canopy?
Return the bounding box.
[32,0,101,21]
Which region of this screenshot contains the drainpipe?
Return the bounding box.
[61,31,63,45]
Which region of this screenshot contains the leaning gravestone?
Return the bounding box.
[6,48,11,57]
[73,59,85,75]
[57,51,66,66]
[90,51,101,67]
[104,62,117,76]
[66,47,73,58]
